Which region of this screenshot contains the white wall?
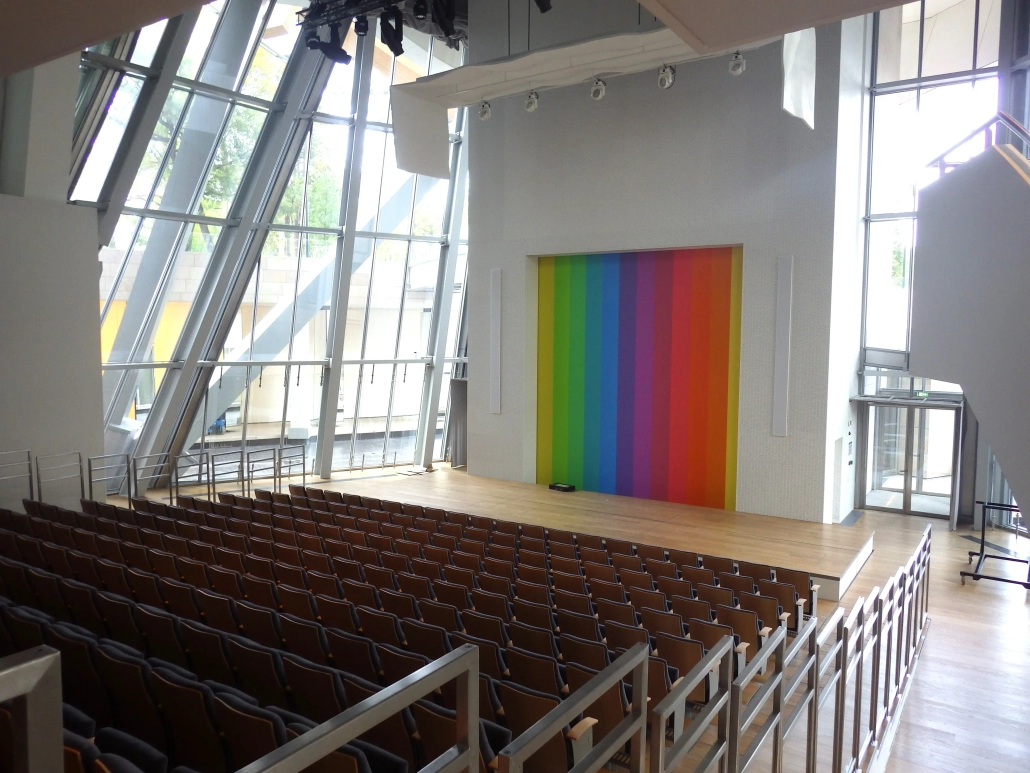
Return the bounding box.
[0,194,104,509]
[466,23,867,521]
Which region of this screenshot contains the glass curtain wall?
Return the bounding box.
[76,0,468,478]
[864,0,1001,356]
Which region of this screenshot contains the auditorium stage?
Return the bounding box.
[299,467,875,602]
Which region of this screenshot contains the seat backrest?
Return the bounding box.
[235,600,284,649]
[700,555,735,575]
[470,588,512,621]
[757,579,800,630]
[450,631,506,681]
[635,544,665,563]
[356,606,404,647]
[340,674,417,770]
[150,668,227,773]
[696,584,734,609]
[555,609,601,642]
[686,618,738,653]
[402,619,451,660]
[93,645,167,752]
[509,621,559,660]
[628,586,667,613]
[227,636,291,709]
[380,588,421,620]
[565,662,626,741]
[135,603,190,669]
[595,598,637,628]
[378,642,430,685]
[281,653,348,723]
[506,646,564,697]
[213,693,287,769]
[654,634,705,702]
[641,607,685,639]
[326,629,382,684]
[670,595,713,624]
[463,610,509,649]
[603,620,648,651]
[719,572,756,597]
[559,633,610,670]
[495,682,569,773]
[552,589,592,616]
[279,613,330,665]
[421,599,463,632]
[655,576,693,601]
[716,605,762,662]
[737,561,773,583]
[618,568,654,591]
[551,571,588,596]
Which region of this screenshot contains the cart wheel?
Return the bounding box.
[968,556,972,564]
[961,576,966,585]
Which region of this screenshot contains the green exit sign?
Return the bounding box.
[917,391,929,397]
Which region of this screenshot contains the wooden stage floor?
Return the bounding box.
[280,467,877,601]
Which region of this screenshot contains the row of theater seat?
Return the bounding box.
[0,561,519,773]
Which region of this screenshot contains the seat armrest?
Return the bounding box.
[734,642,749,654]
[566,717,598,742]
[759,627,772,638]
[779,612,791,625]
[567,716,598,764]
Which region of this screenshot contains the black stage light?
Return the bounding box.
[413,0,428,20]
[380,6,405,56]
[305,30,321,50]
[534,0,552,11]
[318,22,352,64]
[355,14,369,36]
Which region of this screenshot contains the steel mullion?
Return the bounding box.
[235,0,278,94]
[121,206,239,227]
[317,23,378,477]
[382,242,416,461]
[172,76,284,111]
[100,214,147,325]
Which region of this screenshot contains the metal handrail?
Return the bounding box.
[131,452,171,498]
[173,451,211,502]
[87,453,131,499]
[238,644,479,773]
[729,626,787,772]
[649,635,735,773]
[925,110,1030,169]
[245,448,278,497]
[277,445,307,491]
[0,450,34,502]
[0,646,63,772]
[498,643,649,773]
[209,449,244,493]
[34,452,84,502]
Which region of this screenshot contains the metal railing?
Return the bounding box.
[209,449,245,494]
[498,643,649,773]
[277,445,307,490]
[650,635,735,773]
[927,110,1030,175]
[0,450,34,503]
[173,451,212,502]
[0,646,63,772]
[131,452,172,498]
[238,644,479,773]
[245,448,278,496]
[34,452,84,503]
[87,453,130,499]
[649,526,931,773]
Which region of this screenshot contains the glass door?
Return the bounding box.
[863,402,959,516]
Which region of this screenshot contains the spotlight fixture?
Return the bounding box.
[413,0,428,20]
[525,91,539,112]
[590,79,606,101]
[354,14,369,36]
[380,5,405,56]
[318,21,352,64]
[658,64,675,89]
[479,101,492,121]
[534,0,553,11]
[729,51,746,76]
[305,29,321,50]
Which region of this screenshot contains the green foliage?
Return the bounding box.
[891,236,907,288]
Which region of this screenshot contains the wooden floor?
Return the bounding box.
[265,466,1028,773]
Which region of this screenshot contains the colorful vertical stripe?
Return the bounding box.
[537,248,742,509]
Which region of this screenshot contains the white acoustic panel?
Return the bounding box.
[772,256,794,437]
[490,268,502,414]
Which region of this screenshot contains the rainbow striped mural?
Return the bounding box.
[536,247,742,509]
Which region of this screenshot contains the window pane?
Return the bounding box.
[344,238,374,357]
[876,2,921,83]
[192,365,247,450]
[378,134,414,234]
[151,94,232,211]
[447,245,468,357]
[869,79,998,213]
[100,216,142,315]
[241,1,303,99]
[149,224,221,362]
[178,1,226,80]
[72,74,144,202]
[387,362,427,463]
[102,218,156,362]
[306,122,350,228]
[397,242,439,358]
[284,365,321,466]
[977,0,1001,67]
[195,105,267,218]
[356,129,387,231]
[317,32,360,115]
[864,219,915,351]
[430,41,461,74]
[220,268,259,363]
[353,364,389,463]
[388,29,431,122]
[368,39,395,123]
[243,364,287,452]
[130,20,168,67]
[363,239,408,357]
[333,364,361,468]
[126,88,189,209]
[290,232,337,360]
[252,236,302,361]
[921,0,976,77]
[411,174,448,236]
[198,0,269,90]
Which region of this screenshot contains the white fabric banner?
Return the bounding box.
[782,28,816,129]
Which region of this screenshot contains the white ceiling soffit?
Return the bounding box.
[393,26,771,110]
[0,0,208,77]
[636,0,903,52]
